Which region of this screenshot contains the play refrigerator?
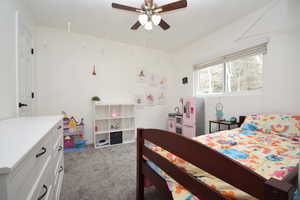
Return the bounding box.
[182,97,205,137]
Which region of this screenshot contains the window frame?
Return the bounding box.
[193,53,264,97]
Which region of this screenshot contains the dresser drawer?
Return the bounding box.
[53,153,64,187]
[53,164,64,200]
[53,121,63,136]
[28,157,53,200]
[53,134,63,160]
[7,130,53,200]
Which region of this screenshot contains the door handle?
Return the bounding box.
[18,102,28,108]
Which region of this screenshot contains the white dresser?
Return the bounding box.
[0,116,64,200]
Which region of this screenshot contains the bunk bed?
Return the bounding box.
[136,115,299,200]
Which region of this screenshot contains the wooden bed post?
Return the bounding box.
[239,116,246,127]
[136,128,144,200]
[264,178,295,200]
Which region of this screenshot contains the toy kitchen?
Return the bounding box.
[168,97,205,138]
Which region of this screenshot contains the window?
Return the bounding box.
[197,64,224,94]
[195,54,263,95]
[194,44,267,96]
[227,54,263,92]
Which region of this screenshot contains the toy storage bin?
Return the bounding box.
[110,131,123,145]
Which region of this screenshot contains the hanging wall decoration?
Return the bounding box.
[136,67,148,83]
[92,65,96,76]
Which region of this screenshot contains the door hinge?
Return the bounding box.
[31,48,34,55]
[32,92,35,99]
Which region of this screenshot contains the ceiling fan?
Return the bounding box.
[112,0,187,31]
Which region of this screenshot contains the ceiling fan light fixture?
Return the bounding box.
[138,14,148,25]
[112,0,188,31]
[151,14,161,26]
[144,21,153,30]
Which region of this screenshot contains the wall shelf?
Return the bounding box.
[93,103,136,149]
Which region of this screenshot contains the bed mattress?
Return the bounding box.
[146,128,300,200]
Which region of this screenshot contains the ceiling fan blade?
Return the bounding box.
[131,21,141,30]
[112,3,142,12]
[156,0,187,13]
[159,19,170,30]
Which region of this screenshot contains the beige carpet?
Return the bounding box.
[60,143,165,200]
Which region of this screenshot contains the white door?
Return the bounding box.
[17,16,33,117]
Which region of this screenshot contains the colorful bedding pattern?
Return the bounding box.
[148,128,300,200]
[241,114,300,139]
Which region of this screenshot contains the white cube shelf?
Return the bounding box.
[93,103,136,149]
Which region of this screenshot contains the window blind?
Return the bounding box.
[193,43,268,71]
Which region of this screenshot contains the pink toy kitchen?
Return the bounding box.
[168,97,205,137]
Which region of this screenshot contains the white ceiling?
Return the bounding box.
[25,0,271,51]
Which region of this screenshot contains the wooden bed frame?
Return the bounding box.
[136,116,298,200]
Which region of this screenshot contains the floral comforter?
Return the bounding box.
[147,128,300,200]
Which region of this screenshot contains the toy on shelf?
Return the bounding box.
[62,111,87,152]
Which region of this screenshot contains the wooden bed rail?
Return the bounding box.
[136,128,298,200]
[143,146,229,200]
[264,165,298,200]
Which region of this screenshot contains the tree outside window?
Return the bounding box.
[195,54,263,95]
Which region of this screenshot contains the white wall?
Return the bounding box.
[35,27,177,143]
[0,0,35,120]
[171,0,300,133]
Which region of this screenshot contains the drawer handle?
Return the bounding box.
[58,166,64,173]
[58,145,63,151]
[57,125,62,130]
[36,147,47,158]
[37,185,48,200]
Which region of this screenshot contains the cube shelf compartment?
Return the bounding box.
[93,103,136,149]
[122,130,135,143]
